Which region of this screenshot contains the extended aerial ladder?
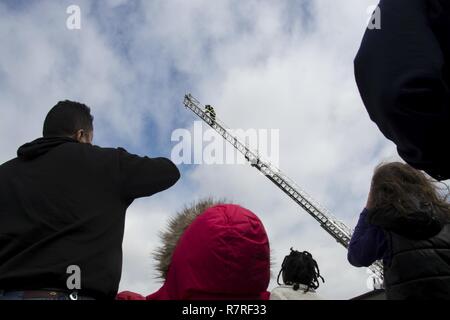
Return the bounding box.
[183,93,384,282]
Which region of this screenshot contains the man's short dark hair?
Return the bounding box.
[43,100,94,137]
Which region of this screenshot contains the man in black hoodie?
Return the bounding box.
[355,0,450,180]
[0,100,180,300]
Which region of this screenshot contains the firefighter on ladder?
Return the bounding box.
[204,105,216,121]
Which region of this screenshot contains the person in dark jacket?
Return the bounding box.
[0,100,180,300]
[355,0,450,180]
[348,162,450,299]
[117,198,271,300]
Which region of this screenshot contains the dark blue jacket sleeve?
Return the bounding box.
[348,209,387,267]
[354,0,450,180]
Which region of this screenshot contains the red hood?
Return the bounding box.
[146,204,270,300]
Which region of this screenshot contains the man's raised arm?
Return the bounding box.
[118,148,180,201]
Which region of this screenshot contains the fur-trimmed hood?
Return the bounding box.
[147,199,271,300]
[153,198,219,280]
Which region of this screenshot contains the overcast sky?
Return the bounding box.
[0,0,401,299]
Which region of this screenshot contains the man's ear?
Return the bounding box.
[74,129,85,143]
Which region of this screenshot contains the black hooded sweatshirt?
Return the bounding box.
[0,137,180,299]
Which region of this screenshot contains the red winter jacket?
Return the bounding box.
[117,204,270,300]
